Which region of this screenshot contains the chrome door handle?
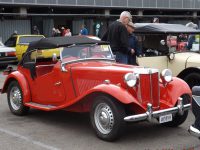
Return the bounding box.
[55,81,61,86]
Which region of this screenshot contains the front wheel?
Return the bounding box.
[7,81,29,116]
[90,95,125,141]
[184,72,200,89]
[162,95,190,127]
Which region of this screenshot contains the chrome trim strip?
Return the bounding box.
[137,73,142,103]
[61,58,115,66]
[69,67,77,97]
[149,69,153,104]
[133,68,159,74]
[157,72,160,107]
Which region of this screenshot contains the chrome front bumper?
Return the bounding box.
[124,97,191,122]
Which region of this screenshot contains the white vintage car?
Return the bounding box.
[135,23,200,88]
[0,41,17,69]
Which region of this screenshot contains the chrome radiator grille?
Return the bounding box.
[136,69,160,109]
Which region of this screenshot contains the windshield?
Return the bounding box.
[61,44,114,63]
[4,37,17,47]
[19,36,44,44]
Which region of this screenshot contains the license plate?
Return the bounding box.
[159,114,172,123]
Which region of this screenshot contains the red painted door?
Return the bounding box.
[31,67,66,105]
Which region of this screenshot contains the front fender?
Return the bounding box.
[54,83,145,113]
[160,77,191,106]
[87,84,142,106]
[1,71,31,103]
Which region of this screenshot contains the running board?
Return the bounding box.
[25,102,57,111]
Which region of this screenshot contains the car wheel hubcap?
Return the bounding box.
[10,86,22,111]
[94,103,114,134]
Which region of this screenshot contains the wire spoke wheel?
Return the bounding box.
[9,86,22,111]
[7,81,29,116]
[90,95,125,141]
[94,103,114,134]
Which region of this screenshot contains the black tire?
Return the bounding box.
[7,80,29,116]
[90,95,125,141]
[184,73,200,89]
[162,95,190,127]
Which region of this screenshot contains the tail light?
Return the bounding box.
[5,52,16,56]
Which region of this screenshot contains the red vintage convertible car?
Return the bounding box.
[0,36,191,141]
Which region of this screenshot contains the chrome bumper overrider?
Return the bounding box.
[124,97,191,122]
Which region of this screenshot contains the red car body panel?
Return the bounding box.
[1,60,191,113]
[160,77,192,107]
[1,71,31,103]
[1,36,193,141]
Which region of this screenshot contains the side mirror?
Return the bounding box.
[160,40,166,46]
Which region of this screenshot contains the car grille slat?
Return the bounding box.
[137,70,160,109]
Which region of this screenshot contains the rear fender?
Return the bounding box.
[1,71,31,103]
[160,77,191,106]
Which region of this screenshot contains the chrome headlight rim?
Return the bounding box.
[124,73,137,87]
[161,69,172,83]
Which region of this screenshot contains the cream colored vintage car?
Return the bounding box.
[135,23,200,88]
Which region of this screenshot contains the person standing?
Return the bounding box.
[101,11,132,64]
[52,27,57,37]
[61,27,67,36]
[79,24,88,35]
[186,22,198,50]
[11,30,18,37]
[32,26,40,35]
[65,28,72,36]
[188,86,200,138]
[126,22,141,65]
[153,17,159,23]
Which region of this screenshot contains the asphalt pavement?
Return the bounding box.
[0,67,200,150]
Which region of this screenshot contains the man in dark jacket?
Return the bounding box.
[189,86,200,138]
[126,22,142,65]
[102,11,132,64]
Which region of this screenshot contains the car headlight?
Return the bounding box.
[161,69,172,83]
[124,73,137,87]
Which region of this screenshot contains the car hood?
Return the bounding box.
[0,46,16,52]
[70,61,141,74]
[69,61,141,93]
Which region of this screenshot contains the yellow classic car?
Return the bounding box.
[4,35,59,61]
[134,23,200,88]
